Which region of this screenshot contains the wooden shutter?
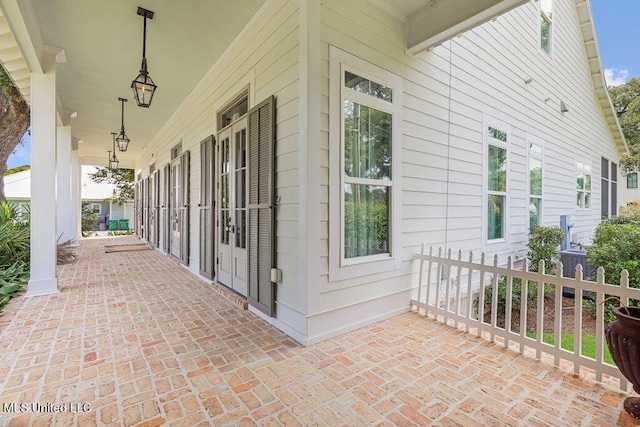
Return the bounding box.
[180,151,190,265]
[150,170,160,247]
[247,96,275,316]
[142,176,149,240]
[162,163,170,253]
[199,136,214,279]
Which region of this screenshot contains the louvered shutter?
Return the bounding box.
[180,151,190,265]
[142,176,149,240]
[151,170,159,247]
[199,136,214,279]
[162,164,170,253]
[247,96,275,316]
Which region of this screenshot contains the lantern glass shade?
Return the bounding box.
[116,134,130,152]
[131,69,157,108]
[108,151,119,170]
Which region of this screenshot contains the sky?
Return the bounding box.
[590,0,640,86]
[5,1,639,170]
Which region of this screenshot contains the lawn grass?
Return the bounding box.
[525,332,614,365]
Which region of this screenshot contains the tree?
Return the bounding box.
[89,167,135,204]
[609,78,640,174]
[0,65,30,203]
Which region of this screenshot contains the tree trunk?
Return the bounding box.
[0,84,30,203]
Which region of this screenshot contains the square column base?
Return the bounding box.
[26,278,60,297]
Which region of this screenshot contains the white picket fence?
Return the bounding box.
[411,245,640,391]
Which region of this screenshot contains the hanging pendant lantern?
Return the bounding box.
[116,98,130,152]
[109,133,120,169]
[131,7,157,108]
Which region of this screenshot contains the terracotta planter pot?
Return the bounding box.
[605,306,640,419]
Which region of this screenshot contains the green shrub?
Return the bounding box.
[527,225,565,274]
[0,202,29,313]
[585,222,640,321]
[480,226,563,325]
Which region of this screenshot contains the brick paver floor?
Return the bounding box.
[0,236,639,426]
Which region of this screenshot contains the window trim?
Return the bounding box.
[527,136,544,229]
[483,116,511,248]
[329,46,403,282]
[628,172,638,189]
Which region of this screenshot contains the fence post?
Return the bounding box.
[417,243,425,306]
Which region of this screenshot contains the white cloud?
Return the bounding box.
[604,67,629,87]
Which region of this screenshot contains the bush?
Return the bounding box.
[527,225,565,274]
[0,202,29,313]
[480,226,563,325]
[585,222,640,321]
[619,199,640,219]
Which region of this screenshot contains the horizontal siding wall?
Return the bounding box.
[135,0,304,335]
[313,0,620,339]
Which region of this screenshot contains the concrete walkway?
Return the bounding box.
[0,236,638,426]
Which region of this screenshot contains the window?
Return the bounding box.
[90,203,101,214]
[529,142,543,228]
[343,76,393,259]
[576,161,591,209]
[601,157,617,218]
[486,124,509,242]
[329,47,402,281]
[170,143,182,161]
[218,92,249,130]
[628,173,638,189]
[540,0,553,54]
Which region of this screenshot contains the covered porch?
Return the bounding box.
[0,236,635,426]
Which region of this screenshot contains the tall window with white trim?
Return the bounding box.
[487,126,508,241]
[529,143,543,227]
[342,71,393,259]
[540,0,553,54]
[329,47,402,281]
[576,161,591,209]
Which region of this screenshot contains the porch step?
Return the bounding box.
[211,282,248,310]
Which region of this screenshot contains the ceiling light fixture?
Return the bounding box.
[131,7,157,108]
[116,97,130,152]
[108,132,119,170]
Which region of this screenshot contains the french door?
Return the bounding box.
[149,170,159,247]
[217,117,248,296]
[170,151,190,264]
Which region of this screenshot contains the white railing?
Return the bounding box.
[411,245,640,391]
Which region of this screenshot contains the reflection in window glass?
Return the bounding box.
[487,140,507,241]
[530,158,542,196]
[488,145,507,192]
[344,101,392,181]
[488,127,507,142]
[576,162,592,209]
[540,0,553,54]
[488,194,504,240]
[344,71,392,102]
[344,184,389,258]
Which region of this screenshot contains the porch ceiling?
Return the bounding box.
[0,0,266,168]
[368,0,529,54]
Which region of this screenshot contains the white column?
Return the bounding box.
[56,125,72,242]
[70,139,80,242]
[27,54,58,296]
